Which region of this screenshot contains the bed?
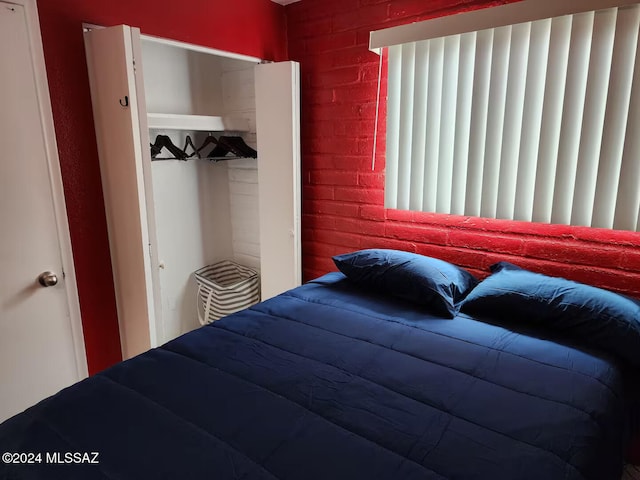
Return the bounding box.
[1,250,638,480]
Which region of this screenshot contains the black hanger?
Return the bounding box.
[207,143,232,159]
[195,134,219,157]
[219,136,258,159]
[150,135,188,160]
[183,135,199,158]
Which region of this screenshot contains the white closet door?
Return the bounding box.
[84,25,158,359]
[255,62,302,300]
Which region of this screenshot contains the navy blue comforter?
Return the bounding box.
[0,273,632,479]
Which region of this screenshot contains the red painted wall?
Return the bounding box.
[36,0,287,373]
[286,0,640,297]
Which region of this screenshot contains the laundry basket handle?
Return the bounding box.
[197,283,214,325]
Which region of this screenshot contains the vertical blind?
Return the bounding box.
[385,4,640,231]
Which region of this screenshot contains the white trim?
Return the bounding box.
[83,23,262,63]
[147,113,250,131]
[16,0,88,378]
[369,0,640,53]
[140,34,262,64]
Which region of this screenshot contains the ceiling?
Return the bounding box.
[271,0,300,4]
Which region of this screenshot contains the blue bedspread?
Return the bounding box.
[0,273,631,479]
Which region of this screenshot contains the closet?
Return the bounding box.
[83,25,301,359]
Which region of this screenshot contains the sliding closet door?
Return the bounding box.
[255,62,302,300]
[84,25,159,359]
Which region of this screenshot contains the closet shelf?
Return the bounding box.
[147,113,249,132]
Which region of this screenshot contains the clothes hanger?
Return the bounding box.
[183,135,199,158]
[150,134,188,160]
[195,134,219,157]
[206,142,232,159]
[218,136,258,159]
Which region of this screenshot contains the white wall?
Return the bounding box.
[221,59,261,271]
[141,40,223,115]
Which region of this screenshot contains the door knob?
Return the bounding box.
[38,271,58,287]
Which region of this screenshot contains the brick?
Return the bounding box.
[288,17,333,39]
[332,4,389,32]
[304,200,360,217]
[385,223,449,245]
[433,247,489,269]
[448,230,524,255]
[303,241,344,258]
[287,0,359,23]
[302,119,335,139]
[361,63,383,82]
[304,255,337,274]
[363,237,418,252]
[358,172,384,188]
[357,137,376,156]
[415,243,450,259]
[571,225,640,246]
[311,170,358,186]
[303,155,329,170]
[334,118,376,136]
[334,187,384,204]
[305,32,358,54]
[388,0,470,21]
[302,55,339,73]
[329,47,381,68]
[565,266,640,294]
[385,209,415,222]
[308,137,361,155]
[304,213,336,231]
[304,185,335,200]
[307,154,371,172]
[312,104,361,121]
[353,102,379,120]
[314,229,363,248]
[359,205,386,221]
[621,250,640,271]
[308,102,378,123]
[333,82,379,103]
[523,240,623,268]
[302,227,315,242]
[413,212,479,228]
[310,66,361,87]
[334,217,386,236]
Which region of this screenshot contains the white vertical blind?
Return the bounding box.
[385,4,640,231]
[424,38,444,212]
[450,32,476,215]
[531,15,571,224]
[464,29,492,217]
[409,42,429,210]
[384,44,401,208]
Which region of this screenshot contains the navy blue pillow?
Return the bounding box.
[461,261,640,367]
[332,249,478,318]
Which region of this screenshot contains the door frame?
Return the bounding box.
[10,0,87,379]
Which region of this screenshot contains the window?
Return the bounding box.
[374,2,640,231]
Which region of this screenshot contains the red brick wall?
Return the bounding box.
[286,0,640,297]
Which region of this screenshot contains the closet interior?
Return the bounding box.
[142,37,261,343]
[84,25,301,358]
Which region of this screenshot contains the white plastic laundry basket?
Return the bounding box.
[194,260,260,325]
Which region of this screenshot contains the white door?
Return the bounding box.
[0,1,86,422]
[255,61,302,300]
[83,25,160,359]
